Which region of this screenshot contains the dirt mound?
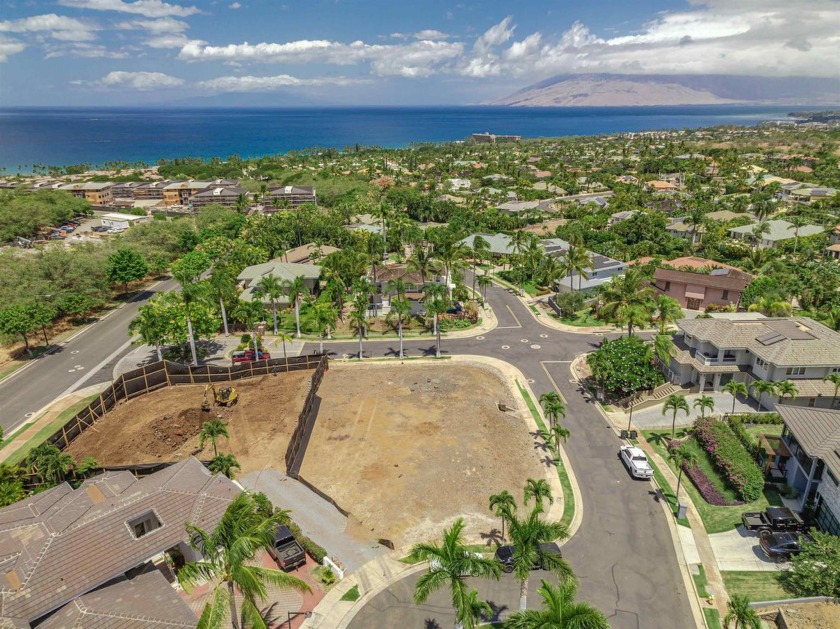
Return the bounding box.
[145,408,212,454]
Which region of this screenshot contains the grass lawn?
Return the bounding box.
[745,424,783,445]
[339,584,360,602]
[703,608,721,629]
[516,381,575,531]
[555,310,602,327]
[2,394,99,465]
[644,429,782,534]
[721,571,788,602]
[647,455,691,528]
[692,564,711,598]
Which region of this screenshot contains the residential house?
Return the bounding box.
[579,196,609,210]
[0,458,238,627]
[447,178,472,191]
[777,406,840,534]
[663,256,744,272]
[459,233,514,257]
[237,259,321,305]
[663,315,840,408]
[652,267,752,310]
[265,186,317,209]
[495,200,540,216]
[608,209,639,226]
[58,182,114,206]
[646,180,678,194]
[189,186,249,209]
[533,182,566,194]
[281,242,341,264]
[827,225,840,260]
[789,187,838,204]
[666,218,704,243]
[541,238,626,292]
[728,219,824,249]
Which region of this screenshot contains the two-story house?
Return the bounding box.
[664,314,840,409]
[777,405,840,535]
[652,267,752,310]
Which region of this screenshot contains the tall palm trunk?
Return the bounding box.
[319,333,324,354]
[519,576,529,611]
[219,298,229,336]
[676,467,683,500]
[358,329,363,359]
[294,300,301,338]
[398,319,404,359]
[435,317,442,358]
[271,302,278,335]
[186,315,198,366]
[228,580,240,629]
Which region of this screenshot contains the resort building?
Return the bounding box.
[189,186,249,209]
[162,180,240,207]
[265,186,317,210]
[58,182,114,206]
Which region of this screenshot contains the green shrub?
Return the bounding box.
[287,519,328,563]
[693,417,764,502]
[726,412,782,425]
[727,417,761,460]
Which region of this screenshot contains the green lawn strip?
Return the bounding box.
[646,455,691,528]
[721,571,789,602]
[703,607,722,629]
[644,429,782,534]
[4,394,99,466]
[692,564,710,598]
[339,584,360,602]
[515,381,575,530]
[555,310,602,327]
[745,424,782,445]
[528,305,541,316]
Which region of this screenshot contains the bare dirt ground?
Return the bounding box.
[762,601,840,629]
[299,362,546,549]
[66,371,311,475]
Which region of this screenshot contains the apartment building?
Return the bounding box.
[265,186,317,210]
[162,179,239,206]
[58,182,114,206]
[133,180,171,200]
[189,186,249,209]
[663,314,840,409]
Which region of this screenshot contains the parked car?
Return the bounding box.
[231,349,271,364]
[619,445,654,480]
[267,525,306,571]
[91,226,109,233]
[495,542,563,573]
[742,507,804,533]
[758,530,813,561]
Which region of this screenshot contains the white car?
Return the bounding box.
[619,445,654,479]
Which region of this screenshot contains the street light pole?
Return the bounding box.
[626,398,634,435]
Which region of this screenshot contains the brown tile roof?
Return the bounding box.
[372,264,424,286]
[281,243,341,264]
[0,458,238,626]
[664,256,744,272]
[777,406,840,479]
[653,267,752,291]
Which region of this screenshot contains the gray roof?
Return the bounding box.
[495,200,540,213]
[728,219,824,241]
[677,317,840,367]
[0,458,238,625]
[237,260,321,303]
[459,233,513,256]
[777,406,840,479]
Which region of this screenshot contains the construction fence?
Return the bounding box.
[284,354,329,475]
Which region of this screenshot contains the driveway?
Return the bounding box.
[631,392,762,430]
[709,526,788,572]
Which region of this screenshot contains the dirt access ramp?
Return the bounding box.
[66,371,311,475]
[299,361,545,550]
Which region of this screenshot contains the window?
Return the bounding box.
[721,289,729,300]
[808,398,816,408]
[785,367,806,377]
[831,367,840,374]
[755,357,767,369]
[664,281,671,291]
[127,511,162,539]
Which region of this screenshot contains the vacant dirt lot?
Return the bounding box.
[763,601,840,629]
[67,371,311,475]
[299,362,546,549]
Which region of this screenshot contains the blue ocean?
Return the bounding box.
[0,105,817,172]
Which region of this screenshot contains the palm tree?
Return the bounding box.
[547,423,571,459]
[422,283,450,358]
[823,373,840,409]
[171,255,210,367]
[129,303,166,361]
[477,272,492,300]
[208,266,237,337]
[232,300,265,353]
[599,268,655,335]
[654,295,683,334]
[504,504,570,612]
[386,296,412,359]
[410,518,501,629]
[180,492,310,629]
[0,480,24,507]
[372,200,390,260]
[199,418,229,457]
[470,235,490,295]
[489,490,516,541]
[774,380,798,405]
[27,443,75,485]
[408,246,436,286]
[693,395,715,419]
[254,274,284,335]
[311,301,338,354]
[663,394,690,439]
[565,243,592,292]
[461,589,492,629]
[349,293,368,359]
[209,453,241,479]
[723,380,749,414]
[654,333,676,364]
[747,296,792,317]
[273,330,293,360]
[786,215,810,255]
[523,478,553,512]
[539,392,566,429]
[285,276,308,338]
[503,578,609,629]
[750,221,771,249]
[435,241,468,298]
[750,380,777,411]
[723,594,761,629]
[668,443,698,502]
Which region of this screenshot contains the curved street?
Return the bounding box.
[310,280,694,629]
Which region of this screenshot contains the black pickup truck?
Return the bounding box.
[741,507,804,533]
[268,525,306,571]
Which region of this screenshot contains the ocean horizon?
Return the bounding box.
[0,104,826,173]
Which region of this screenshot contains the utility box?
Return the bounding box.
[678,503,688,520]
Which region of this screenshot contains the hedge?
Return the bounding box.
[727,417,762,461]
[694,417,764,502]
[726,412,782,425]
[287,519,328,563]
[684,461,742,506]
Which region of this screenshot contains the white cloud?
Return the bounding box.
[229,2,241,9]
[80,70,185,89]
[413,30,450,41]
[0,14,98,42]
[0,36,25,62]
[196,74,364,91]
[45,42,130,58]
[116,17,190,48]
[57,0,200,18]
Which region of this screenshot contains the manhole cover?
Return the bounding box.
[527,379,535,384]
[24,412,35,418]
[71,350,79,354]
[501,345,510,350]
[540,334,548,338]
[476,335,485,340]
[520,339,529,343]
[530,344,541,349]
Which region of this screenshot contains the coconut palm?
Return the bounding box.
[129,303,166,361]
[693,395,715,419]
[786,215,810,255]
[823,373,840,409]
[410,518,501,629]
[775,380,798,405]
[286,276,308,338]
[723,594,761,629]
[253,274,284,335]
[723,380,749,414]
[546,423,571,459]
[539,392,566,429]
[470,235,490,295]
[523,478,553,512]
[422,283,450,358]
[208,266,238,337]
[180,492,310,629]
[654,295,683,334]
[0,480,24,507]
[489,489,516,541]
[750,380,777,411]
[747,296,791,317]
[386,296,413,359]
[349,293,368,359]
[564,242,592,292]
[27,443,75,485]
[209,453,241,479]
[599,268,655,335]
[663,394,690,439]
[668,443,698,502]
[273,330,293,360]
[371,200,390,260]
[232,300,265,353]
[311,301,338,354]
[654,333,676,364]
[503,504,571,612]
[171,253,211,367]
[461,588,493,629]
[199,418,229,457]
[435,240,469,298]
[408,246,437,286]
[477,272,493,300]
[503,578,609,629]
[750,221,771,249]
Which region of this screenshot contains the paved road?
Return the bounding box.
[0,278,178,433]
[311,281,694,629]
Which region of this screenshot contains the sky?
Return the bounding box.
[0,0,837,106]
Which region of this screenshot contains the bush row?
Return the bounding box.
[693,417,765,502]
[725,412,782,425]
[287,519,328,563]
[726,417,762,461]
[683,461,742,507]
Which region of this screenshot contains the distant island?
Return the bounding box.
[789,110,840,123]
[490,73,840,108]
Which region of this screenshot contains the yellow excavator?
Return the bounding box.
[202,384,238,411]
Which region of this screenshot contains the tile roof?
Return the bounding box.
[677,317,840,367]
[0,458,238,626]
[777,406,840,479]
[653,267,752,291]
[664,257,744,272]
[728,219,824,241]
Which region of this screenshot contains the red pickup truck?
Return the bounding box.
[231,349,271,364]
